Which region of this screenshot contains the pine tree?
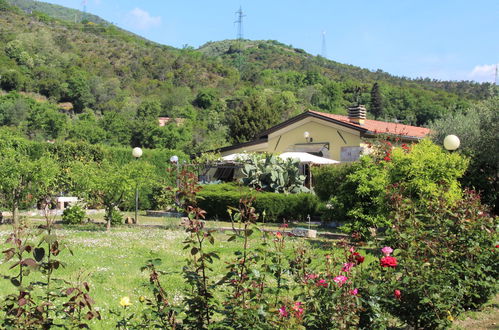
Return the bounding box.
[370,82,383,118]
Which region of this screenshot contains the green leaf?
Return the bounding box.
[33,247,45,262]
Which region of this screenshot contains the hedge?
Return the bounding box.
[311,163,353,201]
[197,183,319,222]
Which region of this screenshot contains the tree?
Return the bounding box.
[69,160,155,229]
[226,89,280,143]
[370,82,383,118]
[131,99,162,148]
[430,96,499,213]
[0,149,59,224]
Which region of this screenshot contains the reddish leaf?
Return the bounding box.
[21,258,37,267]
[18,298,27,306]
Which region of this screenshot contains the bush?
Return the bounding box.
[312,163,353,201]
[105,207,123,226]
[313,139,469,239]
[197,183,319,222]
[61,204,86,224]
[375,188,498,329]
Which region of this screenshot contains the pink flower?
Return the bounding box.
[333,275,348,286]
[316,279,328,287]
[349,246,355,253]
[349,288,358,296]
[381,246,393,256]
[278,306,288,318]
[394,289,402,300]
[341,262,355,273]
[292,301,304,319]
[305,273,319,281]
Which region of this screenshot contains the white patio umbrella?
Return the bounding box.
[278,152,339,164]
[221,153,251,162]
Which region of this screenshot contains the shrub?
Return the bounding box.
[197,183,318,222]
[377,189,498,328]
[312,163,353,201]
[61,204,86,224]
[105,207,123,226]
[314,139,469,239]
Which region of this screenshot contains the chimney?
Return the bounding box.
[348,104,367,125]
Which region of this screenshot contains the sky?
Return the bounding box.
[42,0,498,83]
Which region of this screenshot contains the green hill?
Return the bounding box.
[0,0,494,153]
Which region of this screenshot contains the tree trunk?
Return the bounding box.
[12,203,19,225]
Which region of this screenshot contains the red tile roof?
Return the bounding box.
[309,110,430,139]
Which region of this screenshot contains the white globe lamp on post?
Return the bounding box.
[132,147,143,224]
[170,155,180,208]
[443,135,460,151]
[304,131,310,143]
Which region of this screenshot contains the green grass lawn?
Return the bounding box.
[0,215,349,328]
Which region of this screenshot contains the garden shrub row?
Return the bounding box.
[197,183,319,222]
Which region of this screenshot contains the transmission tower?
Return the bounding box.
[495,64,498,85]
[235,7,246,40]
[81,0,87,22]
[321,31,327,58]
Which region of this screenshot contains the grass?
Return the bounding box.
[0,214,352,329]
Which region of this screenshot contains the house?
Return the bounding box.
[218,105,430,162]
[158,117,185,127]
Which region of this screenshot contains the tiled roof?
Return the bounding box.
[309,110,430,139]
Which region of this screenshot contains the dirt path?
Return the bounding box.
[452,295,499,330]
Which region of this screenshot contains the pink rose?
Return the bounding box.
[349,288,359,296]
[381,246,393,256]
[333,275,348,286]
[341,262,355,273]
[394,289,402,300]
[278,306,288,317]
[316,279,328,287]
[292,301,304,319]
[305,273,319,280]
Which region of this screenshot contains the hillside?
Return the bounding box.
[0,0,494,153]
[7,0,108,24]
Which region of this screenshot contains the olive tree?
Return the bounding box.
[0,148,59,224]
[69,160,155,229]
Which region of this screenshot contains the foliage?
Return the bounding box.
[197,183,319,221]
[241,153,309,193]
[1,208,100,328]
[0,147,59,223]
[312,163,353,201]
[68,160,155,229]
[375,188,498,329]
[316,139,468,239]
[0,3,486,154]
[61,204,86,224]
[430,96,499,213]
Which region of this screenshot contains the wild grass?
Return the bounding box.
[0,214,354,328]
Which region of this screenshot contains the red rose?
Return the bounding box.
[349,252,365,265]
[380,256,397,268]
[394,289,401,299]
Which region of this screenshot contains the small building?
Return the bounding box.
[217,106,430,162]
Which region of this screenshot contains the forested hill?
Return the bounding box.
[0,0,494,154]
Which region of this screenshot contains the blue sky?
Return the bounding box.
[43,0,498,83]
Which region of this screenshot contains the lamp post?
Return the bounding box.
[170,155,179,208]
[443,135,460,151]
[132,147,143,224]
